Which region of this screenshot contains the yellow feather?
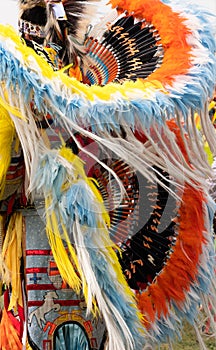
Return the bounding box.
[0,106,15,199]
[45,195,81,293]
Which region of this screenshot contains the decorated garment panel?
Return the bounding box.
[24,211,106,350]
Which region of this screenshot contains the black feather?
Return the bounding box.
[82,14,163,85]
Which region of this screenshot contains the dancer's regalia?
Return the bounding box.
[0,1,216,349]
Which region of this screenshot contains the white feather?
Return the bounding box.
[73,220,136,350]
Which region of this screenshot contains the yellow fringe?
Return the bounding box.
[1,213,23,311]
[0,105,15,199]
[0,214,10,289]
[45,195,81,293]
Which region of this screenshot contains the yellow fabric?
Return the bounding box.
[2,213,23,311]
[0,214,10,289]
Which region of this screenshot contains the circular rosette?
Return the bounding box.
[82,13,163,85]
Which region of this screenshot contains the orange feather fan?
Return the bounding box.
[136,119,208,325]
